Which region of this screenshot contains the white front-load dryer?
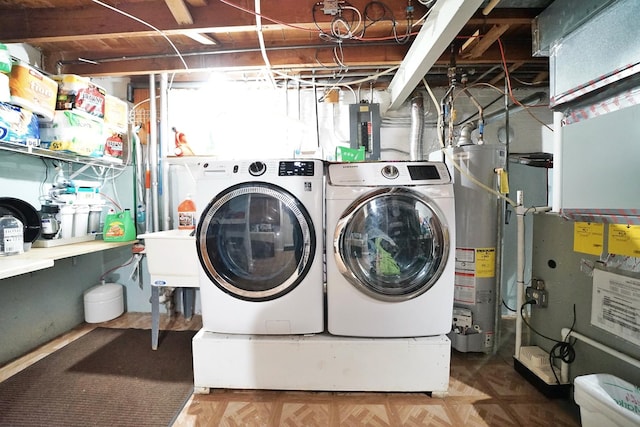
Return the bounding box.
[195,159,324,335]
[325,161,455,338]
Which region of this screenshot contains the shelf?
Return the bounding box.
[0,141,126,170]
[0,240,135,280]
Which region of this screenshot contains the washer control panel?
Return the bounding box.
[278,161,315,177]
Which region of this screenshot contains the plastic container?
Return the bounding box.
[178,194,196,230]
[83,282,124,323]
[40,204,60,239]
[0,43,11,74]
[0,215,24,256]
[574,374,640,427]
[88,205,102,234]
[73,204,90,237]
[59,204,75,239]
[103,209,136,242]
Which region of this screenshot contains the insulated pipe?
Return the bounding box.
[409,93,425,160]
[560,328,640,384]
[149,74,159,232]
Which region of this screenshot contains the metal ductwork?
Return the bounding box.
[409,93,425,160]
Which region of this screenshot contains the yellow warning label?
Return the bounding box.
[608,224,640,257]
[573,222,604,255]
[475,248,495,278]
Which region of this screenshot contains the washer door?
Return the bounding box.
[197,182,316,301]
[334,187,449,302]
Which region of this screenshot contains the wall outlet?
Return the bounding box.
[526,286,548,307]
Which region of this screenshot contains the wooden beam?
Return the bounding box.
[463,24,510,59]
[185,0,208,5]
[165,0,193,25]
[51,44,410,77]
[0,0,419,42]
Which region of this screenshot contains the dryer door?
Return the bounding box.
[334,187,450,302]
[197,182,316,301]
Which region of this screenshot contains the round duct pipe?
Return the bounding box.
[409,93,425,160]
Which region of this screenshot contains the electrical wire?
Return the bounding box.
[99,254,137,282]
[496,38,552,132]
[91,0,189,71]
[502,299,516,312]
[520,300,577,384]
[222,0,318,32]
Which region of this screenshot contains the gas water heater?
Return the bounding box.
[446,144,506,353]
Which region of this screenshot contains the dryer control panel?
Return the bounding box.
[328,161,451,186]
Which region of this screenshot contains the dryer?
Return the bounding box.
[195,159,324,335]
[325,161,455,338]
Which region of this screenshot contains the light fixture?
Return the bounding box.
[184,32,218,45]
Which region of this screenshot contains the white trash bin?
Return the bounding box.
[574,374,640,427]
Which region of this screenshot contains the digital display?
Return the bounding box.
[407,165,441,180]
[279,161,315,176]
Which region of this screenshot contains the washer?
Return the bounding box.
[195,159,324,335]
[325,161,455,338]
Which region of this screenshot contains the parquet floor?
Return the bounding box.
[0,313,581,426]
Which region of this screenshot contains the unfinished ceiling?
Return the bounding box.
[0,0,552,87]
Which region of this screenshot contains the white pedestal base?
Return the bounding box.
[192,330,450,394]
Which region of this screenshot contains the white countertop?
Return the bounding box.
[0,240,135,280]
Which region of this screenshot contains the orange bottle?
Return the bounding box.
[177,194,196,230]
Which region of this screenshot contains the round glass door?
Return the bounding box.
[334,187,449,302]
[197,182,315,301]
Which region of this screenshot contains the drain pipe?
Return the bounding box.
[409,92,425,160]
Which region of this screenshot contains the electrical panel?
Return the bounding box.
[349,103,380,161]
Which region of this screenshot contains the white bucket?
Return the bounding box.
[574,374,640,427]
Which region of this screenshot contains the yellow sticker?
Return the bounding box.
[608,224,640,257]
[573,222,604,255]
[475,248,495,278]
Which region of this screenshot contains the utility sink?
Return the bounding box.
[137,229,199,287]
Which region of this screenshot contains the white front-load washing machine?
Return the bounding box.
[195,159,324,335]
[325,161,455,338]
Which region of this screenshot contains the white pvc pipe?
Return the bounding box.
[551,111,563,212]
[149,74,159,232]
[560,328,640,384]
[515,191,525,359]
[160,73,170,231]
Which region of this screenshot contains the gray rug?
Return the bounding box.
[0,327,197,427]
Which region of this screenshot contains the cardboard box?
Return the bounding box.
[9,59,57,121]
[0,101,40,146]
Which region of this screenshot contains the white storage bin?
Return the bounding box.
[574,374,640,427]
[83,283,124,323]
